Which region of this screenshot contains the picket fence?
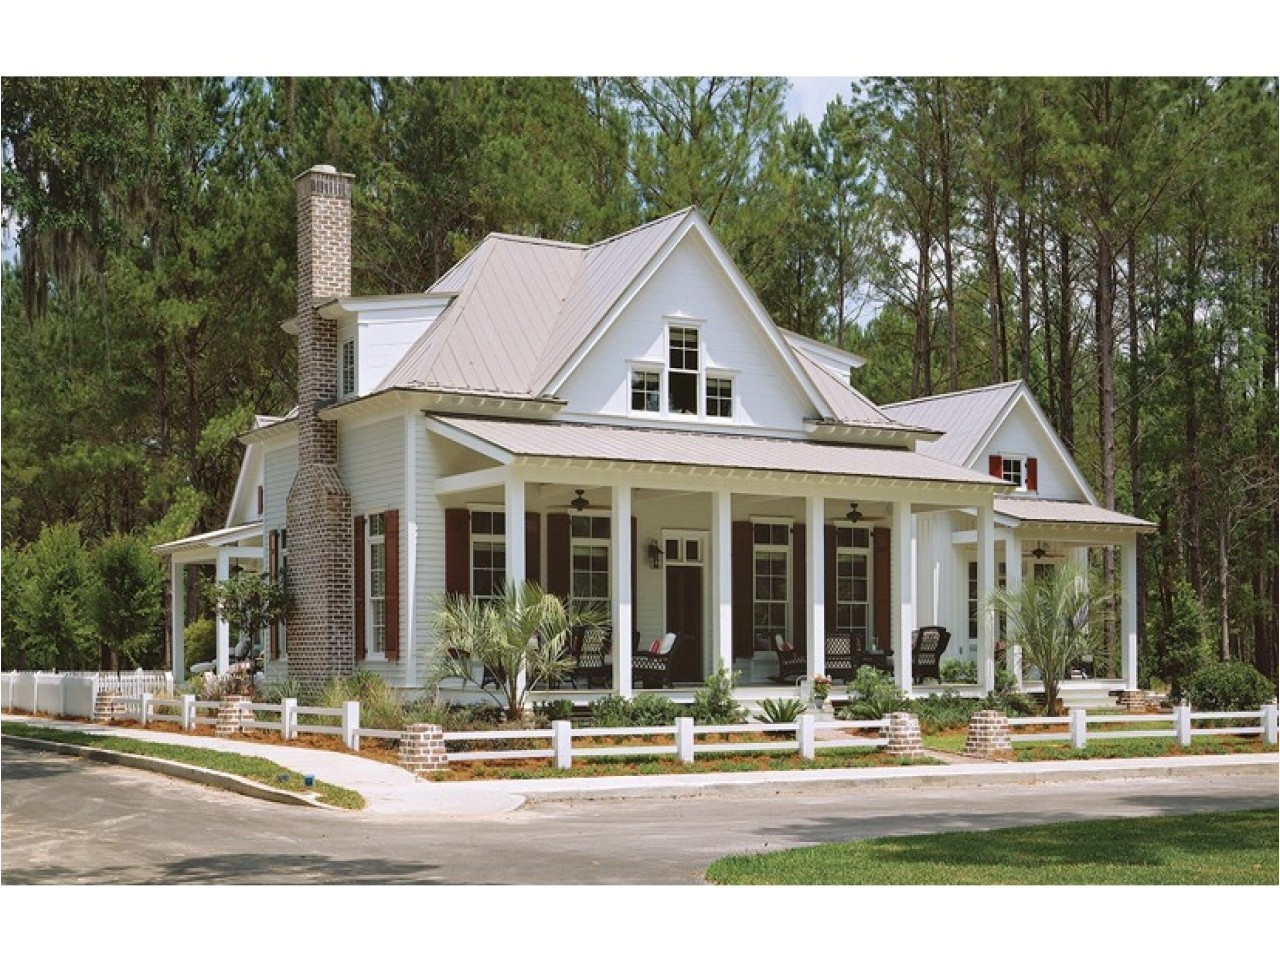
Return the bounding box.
[0,670,173,718]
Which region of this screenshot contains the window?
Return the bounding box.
[277,529,289,658]
[340,338,356,398]
[630,368,660,413]
[706,376,733,419]
[363,514,387,657]
[470,509,506,602]
[668,326,699,415]
[967,560,1007,642]
[1001,457,1024,491]
[752,522,790,652]
[570,514,610,609]
[834,526,871,635]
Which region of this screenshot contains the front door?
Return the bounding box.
[665,565,703,683]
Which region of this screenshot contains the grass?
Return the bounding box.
[1,720,365,809]
[706,808,1279,885]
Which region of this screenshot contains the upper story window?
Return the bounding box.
[706,375,733,419]
[1001,457,1024,490]
[993,454,1037,493]
[630,368,661,413]
[668,326,699,414]
[339,338,356,398]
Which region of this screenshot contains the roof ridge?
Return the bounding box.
[485,232,587,251]
[585,206,696,249]
[882,380,1023,407]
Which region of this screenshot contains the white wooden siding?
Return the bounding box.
[262,444,298,540]
[977,399,1086,501]
[413,421,448,687]
[359,318,434,395]
[558,231,816,431]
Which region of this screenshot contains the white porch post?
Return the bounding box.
[170,559,186,681]
[1121,532,1138,690]
[976,504,996,695]
[712,490,733,674]
[504,474,527,703]
[1004,531,1023,689]
[892,500,915,696]
[806,495,826,679]
[612,484,633,697]
[214,549,231,675]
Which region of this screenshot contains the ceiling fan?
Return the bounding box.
[569,489,591,512]
[845,502,886,523]
[1030,541,1063,560]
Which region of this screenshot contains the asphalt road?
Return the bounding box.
[2,747,1276,884]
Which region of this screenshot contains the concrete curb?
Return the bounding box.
[1,734,343,810]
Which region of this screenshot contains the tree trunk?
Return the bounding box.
[1217,514,1231,661]
[1040,217,1056,424]
[912,225,933,398]
[1183,226,1203,599]
[1096,228,1118,662]
[1127,236,1146,659]
[985,186,1003,383]
[1016,96,1032,383]
[1057,227,1075,449]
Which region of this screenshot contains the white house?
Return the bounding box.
[155,165,1153,703]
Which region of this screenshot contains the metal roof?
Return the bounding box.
[430,416,1007,486]
[882,382,1022,464]
[791,348,896,426]
[995,497,1155,528]
[151,522,263,556]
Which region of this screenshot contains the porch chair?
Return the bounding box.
[825,634,856,681]
[632,632,684,689]
[570,626,612,689]
[772,634,807,682]
[911,626,951,684]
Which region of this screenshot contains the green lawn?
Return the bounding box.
[1,720,364,809]
[706,808,1279,884]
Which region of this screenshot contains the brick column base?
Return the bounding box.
[399,723,449,775]
[886,712,924,757]
[93,692,125,724]
[216,695,251,737]
[964,709,1012,758]
[1115,690,1165,713]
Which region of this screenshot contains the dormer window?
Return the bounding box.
[630,367,661,413]
[706,375,733,418]
[339,338,356,398]
[1001,457,1023,490]
[668,326,699,415]
[991,454,1038,493]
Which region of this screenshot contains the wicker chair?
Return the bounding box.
[570,626,612,689]
[825,633,857,681]
[772,635,807,682]
[911,626,951,684]
[632,633,686,689]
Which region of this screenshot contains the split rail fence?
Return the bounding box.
[1009,703,1278,749]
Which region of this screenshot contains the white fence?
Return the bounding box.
[1,670,173,719]
[1009,703,1279,749]
[63,670,173,697]
[443,715,890,769]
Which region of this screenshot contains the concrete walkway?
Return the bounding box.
[4,713,1276,818]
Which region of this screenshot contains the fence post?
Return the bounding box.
[1175,701,1192,747]
[1262,702,1278,747]
[163,671,174,695]
[796,714,816,761]
[281,698,297,741]
[675,716,695,764]
[139,691,153,727]
[1068,708,1087,750]
[552,719,573,769]
[180,694,195,731]
[342,700,360,751]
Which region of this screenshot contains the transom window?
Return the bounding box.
[834,526,871,636]
[367,513,387,656]
[340,338,356,398]
[570,514,611,609]
[706,376,733,419]
[471,509,506,602]
[630,368,660,413]
[668,326,699,415]
[753,522,790,652]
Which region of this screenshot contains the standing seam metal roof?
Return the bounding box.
[882,382,1023,465]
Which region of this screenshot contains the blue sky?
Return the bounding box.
[785,77,857,125]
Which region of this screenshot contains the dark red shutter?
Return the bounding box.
[873,527,891,651]
[988,454,1003,479]
[444,508,471,597]
[792,522,806,647]
[1026,457,1038,492]
[631,516,637,630]
[824,525,837,636]
[546,513,570,600]
[732,520,754,659]
[525,512,541,586]
[384,509,400,661]
[268,530,280,659]
[354,516,366,662]
[257,485,264,515]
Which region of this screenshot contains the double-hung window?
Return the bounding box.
[471,509,506,603]
[752,522,790,651]
[339,338,356,398]
[834,526,871,636]
[667,326,699,415]
[570,514,611,611]
[630,367,661,413]
[705,375,733,419]
[367,514,386,656]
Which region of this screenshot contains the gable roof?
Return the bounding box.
[883,382,1022,464]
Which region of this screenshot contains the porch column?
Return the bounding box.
[1121,532,1138,690]
[1004,531,1023,689]
[976,504,996,694]
[806,494,826,678]
[712,489,733,674]
[214,549,231,675]
[504,475,527,702]
[892,500,915,696]
[170,559,186,681]
[612,483,633,696]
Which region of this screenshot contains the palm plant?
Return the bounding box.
[988,564,1109,716]
[430,581,604,721]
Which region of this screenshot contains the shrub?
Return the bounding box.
[264,677,303,703]
[86,533,163,669]
[1184,661,1277,712]
[533,699,575,722]
[184,618,216,669]
[1160,582,1213,698]
[319,671,405,730]
[590,693,635,727]
[757,698,807,723]
[691,668,747,725]
[940,660,977,684]
[630,694,681,726]
[911,692,978,733]
[839,666,909,720]
[8,523,94,670]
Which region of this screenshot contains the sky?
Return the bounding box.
[785,77,857,125]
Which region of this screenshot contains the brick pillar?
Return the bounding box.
[399,723,449,775]
[93,691,124,724]
[216,695,251,737]
[286,165,355,698]
[885,712,924,757]
[964,709,1011,758]
[1115,689,1164,713]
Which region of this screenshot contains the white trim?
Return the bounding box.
[403,413,418,684]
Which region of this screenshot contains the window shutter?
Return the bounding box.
[444,508,471,597]
[546,513,570,600]
[732,520,753,660]
[268,530,280,659]
[824,525,837,636]
[873,527,891,650]
[792,522,806,647]
[631,515,638,625]
[257,485,264,516]
[354,515,366,662]
[988,454,1003,479]
[384,509,400,662]
[1026,457,1038,492]
[525,512,541,586]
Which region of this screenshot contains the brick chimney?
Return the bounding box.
[286,165,356,695]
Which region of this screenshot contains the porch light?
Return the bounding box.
[647,539,665,569]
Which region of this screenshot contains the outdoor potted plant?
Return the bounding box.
[812,674,832,709]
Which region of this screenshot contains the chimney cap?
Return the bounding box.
[294,164,355,181]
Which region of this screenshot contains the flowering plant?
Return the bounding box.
[812,675,832,699]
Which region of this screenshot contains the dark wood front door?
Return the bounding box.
[665,565,703,683]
